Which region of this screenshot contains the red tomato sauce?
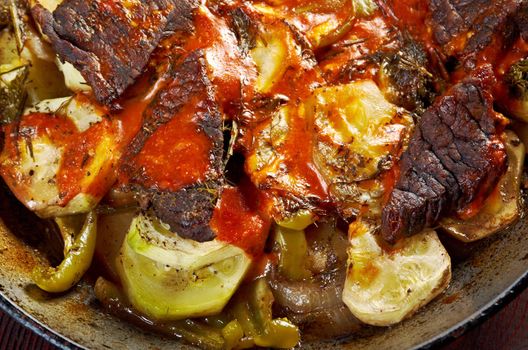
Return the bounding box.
[184,6,257,115]
[130,102,213,191]
[57,119,116,204]
[281,106,329,200]
[211,180,272,257]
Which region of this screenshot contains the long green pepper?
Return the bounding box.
[33,212,97,293]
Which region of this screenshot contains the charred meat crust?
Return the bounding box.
[141,182,220,243]
[31,0,197,106]
[429,0,522,56]
[123,50,222,172]
[382,76,508,244]
[123,50,224,242]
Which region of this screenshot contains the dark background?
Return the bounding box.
[0,287,526,350]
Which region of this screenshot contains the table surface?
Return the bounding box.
[0,287,527,350]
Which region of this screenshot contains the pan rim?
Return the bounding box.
[0,268,527,350]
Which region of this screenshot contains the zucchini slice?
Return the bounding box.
[117,214,252,321]
[342,220,451,326]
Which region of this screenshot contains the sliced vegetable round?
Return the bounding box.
[117,214,252,321]
[342,220,451,326]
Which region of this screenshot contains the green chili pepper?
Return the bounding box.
[276,209,314,231]
[33,211,97,293]
[170,319,226,350]
[221,320,244,350]
[54,214,85,255]
[316,0,378,48]
[274,226,312,281]
[316,14,357,49]
[228,279,300,349]
[95,277,299,349]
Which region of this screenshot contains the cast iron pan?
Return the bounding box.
[0,189,527,349]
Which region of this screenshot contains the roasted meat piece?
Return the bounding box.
[428,0,522,59]
[31,0,197,105]
[382,72,508,243]
[120,50,224,242]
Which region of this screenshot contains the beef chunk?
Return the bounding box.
[429,0,521,56]
[31,0,196,106]
[141,183,220,243]
[122,50,222,166]
[382,76,507,243]
[121,50,224,242]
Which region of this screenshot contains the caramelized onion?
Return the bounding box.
[268,222,361,339]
